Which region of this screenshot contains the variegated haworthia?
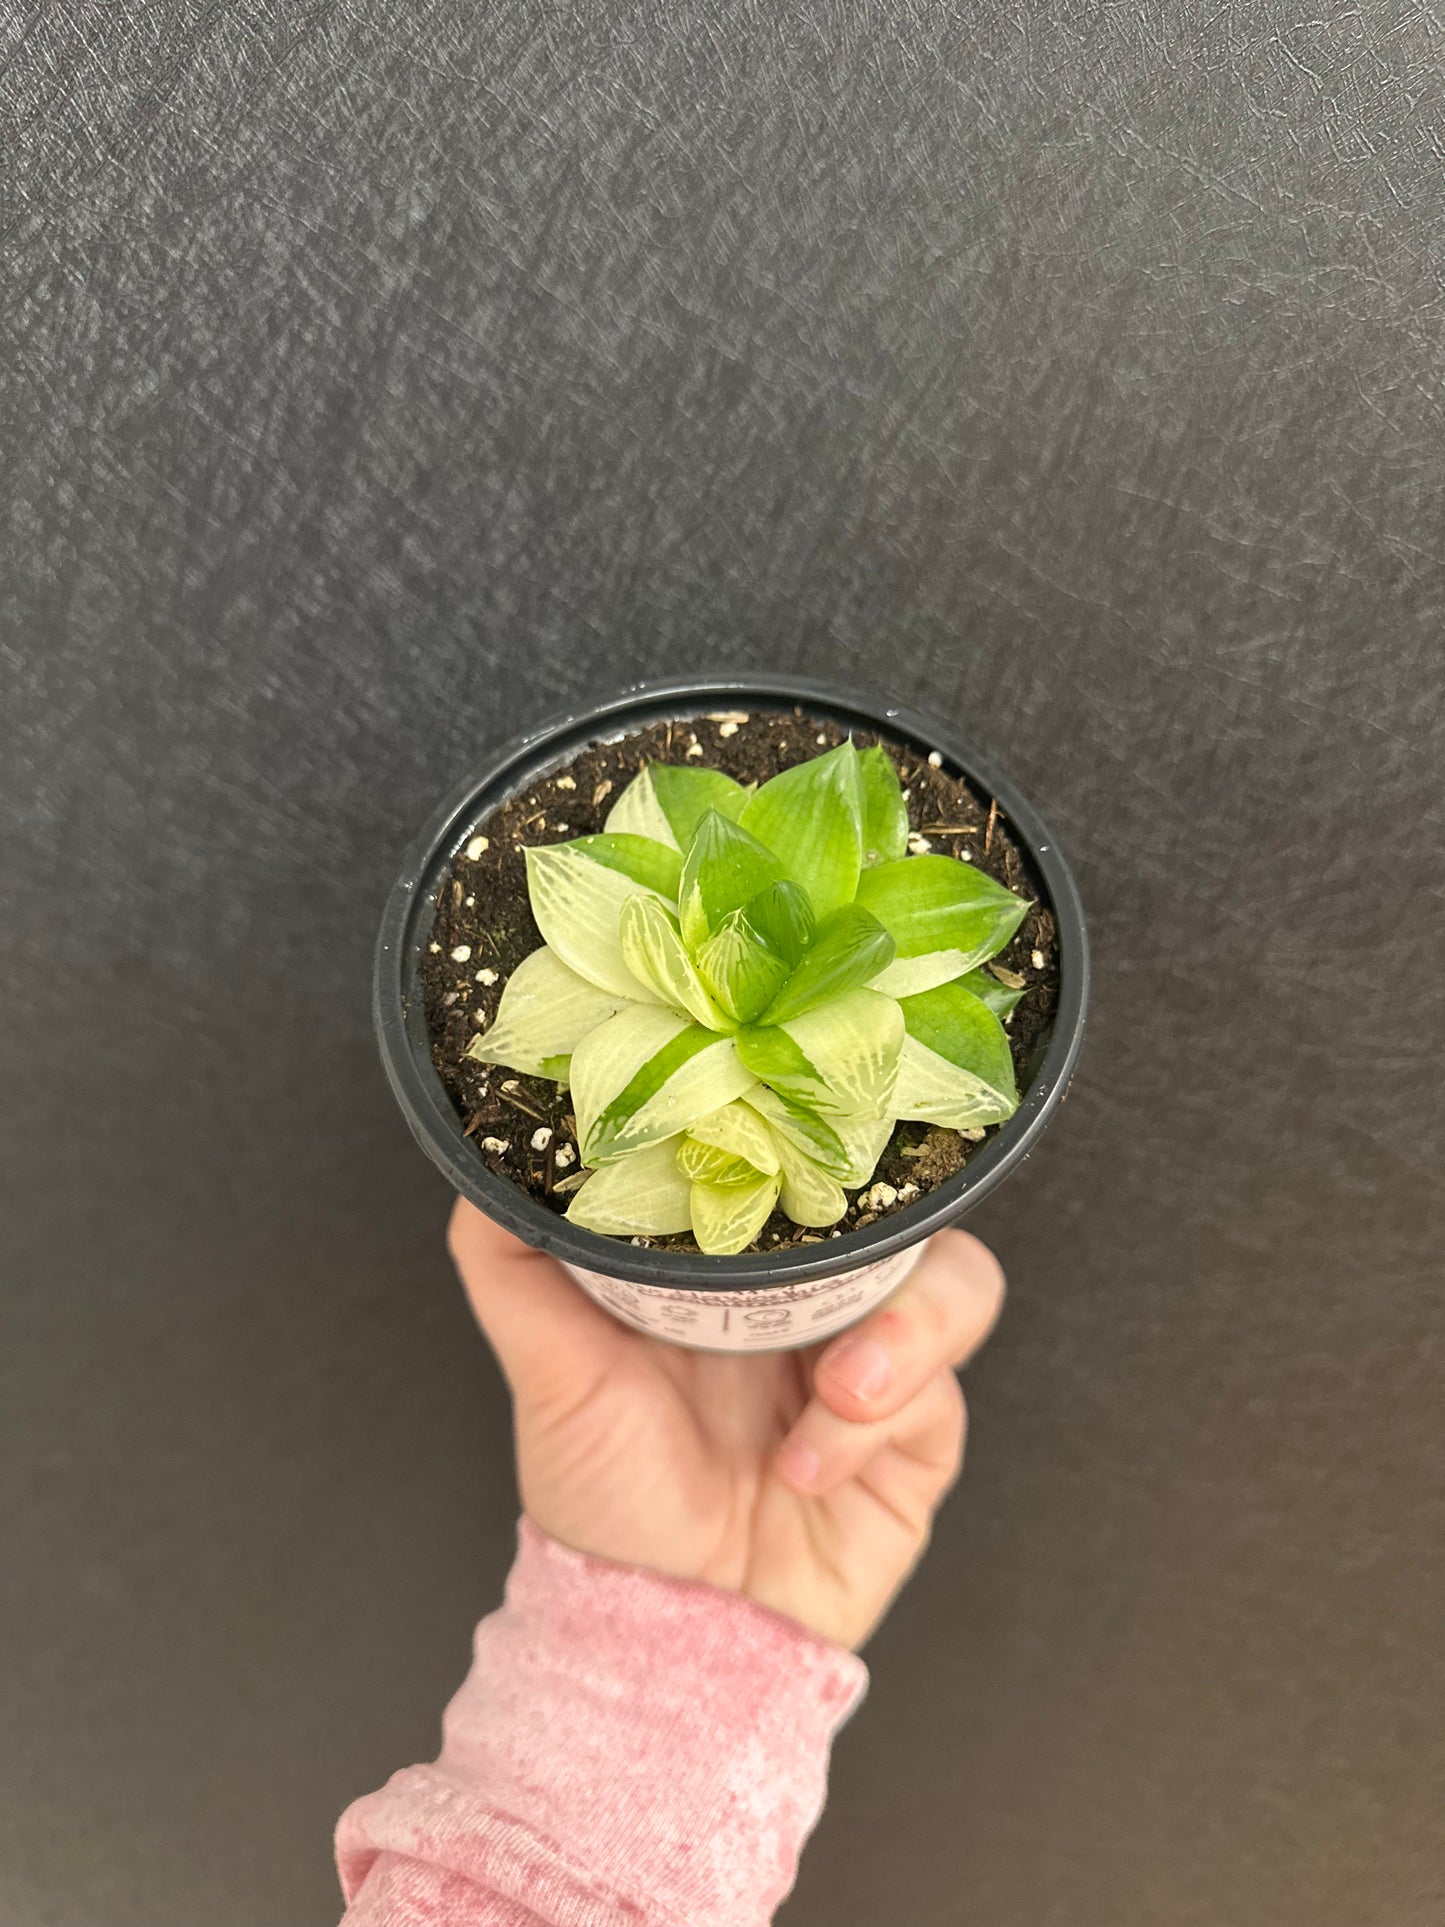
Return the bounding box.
[466,739,1031,1254]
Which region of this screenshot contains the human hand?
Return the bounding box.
[448,1199,1005,1649]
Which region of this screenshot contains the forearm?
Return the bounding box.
[336,1521,868,1926]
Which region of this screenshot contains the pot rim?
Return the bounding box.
[373,674,1089,1289]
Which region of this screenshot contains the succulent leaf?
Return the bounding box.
[572,1005,754,1166]
[690,1169,781,1255]
[740,879,816,966]
[858,854,1029,994]
[694,908,791,1024]
[678,810,787,952]
[739,739,864,920]
[565,1138,693,1237]
[775,1141,849,1227]
[736,987,903,1120]
[605,762,751,851]
[761,904,895,1024]
[463,945,637,1076]
[524,843,671,1001]
[859,744,909,866]
[619,894,730,1028]
[564,832,683,900]
[892,980,1018,1127]
[685,1099,783,1175]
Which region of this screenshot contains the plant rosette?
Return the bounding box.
[374,679,1088,1353]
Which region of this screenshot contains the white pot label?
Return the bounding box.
[563,1242,927,1352]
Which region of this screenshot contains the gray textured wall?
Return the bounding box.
[4,6,1443,1924]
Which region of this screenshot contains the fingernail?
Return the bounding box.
[823,1336,892,1404]
[776,1438,821,1492]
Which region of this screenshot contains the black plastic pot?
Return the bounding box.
[374,675,1089,1320]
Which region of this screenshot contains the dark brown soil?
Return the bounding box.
[421,707,1061,1253]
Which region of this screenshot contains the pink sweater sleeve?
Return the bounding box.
[335,1520,868,1926]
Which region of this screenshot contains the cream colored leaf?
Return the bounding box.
[565,1139,693,1236]
[464,945,637,1075]
[690,1171,780,1255]
[603,766,679,849]
[524,844,667,1001]
[870,950,976,999]
[686,1099,782,1175]
[738,988,903,1119]
[572,1006,755,1165]
[775,1142,848,1227]
[619,894,729,1029]
[829,1111,896,1187]
[892,1034,1018,1128]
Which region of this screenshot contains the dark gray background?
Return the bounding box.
[4,6,1443,1924]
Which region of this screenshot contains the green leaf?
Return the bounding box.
[775,1141,849,1227]
[565,833,683,901]
[743,1083,850,1177]
[694,909,791,1025]
[677,810,786,952]
[761,905,896,1024]
[464,944,637,1077]
[736,987,903,1119]
[572,1005,755,1165]
[565,1138,693,1237]
[859,745,908,866]
[524,843,671,1001]
[605,762,751,851]
[538,1054,572,1083]
[893,980,1018,1128]
[739,739,864,920]
[857,854,1029,993]
[649,763,752,846]
[619,894,730,1029]
[901,980,1015,1088]
[957,965,1025,1019]
[686,1099,782,1175]
[740,880,816,966]
[690,1170,780,1255]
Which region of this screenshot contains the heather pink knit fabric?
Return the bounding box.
[336,1520,868,1925]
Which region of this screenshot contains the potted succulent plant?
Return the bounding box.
[375,677,1087,1351]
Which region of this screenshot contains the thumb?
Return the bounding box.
[447,1197,627,1401]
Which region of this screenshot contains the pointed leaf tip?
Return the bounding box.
[859,745,909,866]
[605,762,751,852]
[463,945,638,1076]
[619,893,730,1029]
[677,810,787,952]
[761,904,895,1024]
[857,853,1029,992]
